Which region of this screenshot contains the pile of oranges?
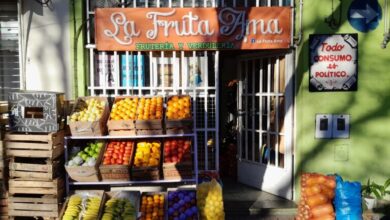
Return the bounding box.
[110,97,163,121]
[137,97,163,120]
[140,194,165,220]
[166,96,191,120]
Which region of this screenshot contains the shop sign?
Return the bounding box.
[95,7,291,51]
[309,34,358,92]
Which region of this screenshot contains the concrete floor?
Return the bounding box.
[222,177,297,219]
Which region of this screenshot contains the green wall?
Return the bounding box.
[69,0,87,98]
[295,0,390,199]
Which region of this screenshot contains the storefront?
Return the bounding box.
[81,0,295,200]
[4,0,390,209]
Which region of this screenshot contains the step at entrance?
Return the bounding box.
[223,178,297,219]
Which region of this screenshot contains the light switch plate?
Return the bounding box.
[315,114,332,139]
[332,114,350,139]
[334,144,349,161]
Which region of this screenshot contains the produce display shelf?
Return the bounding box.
[69,179,196,186]
[65,133,195,140]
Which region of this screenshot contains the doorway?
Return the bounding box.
[220,51,294,201]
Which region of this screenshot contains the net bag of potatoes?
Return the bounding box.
[296,173,337,220]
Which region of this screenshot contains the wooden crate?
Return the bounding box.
[0,197,7,218]
[108,129,137,136]
[5,131,64,160]
[131,166,161,181]
[136,129,164,136]
[163,162,193,180]
[8,195,61,219]
[8,178,64,199]
[68,96,109,136]
[9,158,63,180]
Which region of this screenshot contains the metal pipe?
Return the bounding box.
[294,0,303,46]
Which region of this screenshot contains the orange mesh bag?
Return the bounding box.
[296,173,336,220]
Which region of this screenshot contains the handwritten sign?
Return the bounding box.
[95,7,292,51]
[309,34,358,92]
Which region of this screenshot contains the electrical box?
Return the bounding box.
[332,114,350,138]
[315,114,332,139]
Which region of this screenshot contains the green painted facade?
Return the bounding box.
[69,0,87,98]
[295,0,390,199]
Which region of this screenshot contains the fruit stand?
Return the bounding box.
[62,95,202,219]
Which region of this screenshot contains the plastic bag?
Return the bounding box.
[334,175,362,220]
[197,179,225,220]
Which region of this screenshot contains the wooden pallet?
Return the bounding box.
[8,178,64,199]
[9,158,62,180]
[5,131,64,159]
[8,195,60,219]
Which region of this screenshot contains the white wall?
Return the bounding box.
[21,0,72,98]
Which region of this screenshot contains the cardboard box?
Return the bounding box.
[107,96,136,132]
[65,141,105,182]
[8,91,65,133]
[68,96,109,136]
[98,191,140,220]
[59,190,105,219]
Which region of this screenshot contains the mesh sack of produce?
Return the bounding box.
[333,175,362,220]
[197,178,225,220]
[296,173,336,220]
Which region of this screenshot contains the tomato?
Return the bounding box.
[126,142,133,147]
[112,153,118,159]
[164,141,171,148]
[114,145,120,150]
[110,158,116,164]
[119,148,125,154]
[116,159,123,164]
[125,146,132,151]
[123,159,130,165]
[171,140,178,148]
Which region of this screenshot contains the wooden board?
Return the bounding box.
[8,195,60,218]
[8,178,64,199]
[0,102,7,114]
[5,130,64,160]
[108,129,137,136]
[9,159,62,180]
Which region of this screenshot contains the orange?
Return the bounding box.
[172,96,179,101]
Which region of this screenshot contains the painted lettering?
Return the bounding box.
[315,71,347,78]
[321,43,345,52]
[219,8,283,41]
[146,9,214,40]
[103,12,140,45]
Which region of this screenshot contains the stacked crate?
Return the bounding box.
[0,101,8,219]
[5,131,65,220]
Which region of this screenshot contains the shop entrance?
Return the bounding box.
[235,52,294,200]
